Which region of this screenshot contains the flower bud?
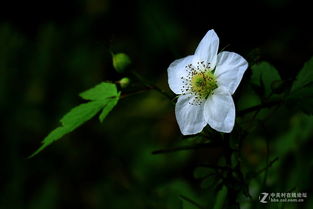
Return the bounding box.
[112,53,131,73]
[118,77,130,88]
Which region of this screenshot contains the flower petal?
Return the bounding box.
[167,55,193,94]
[175,95,206,135]
[204,87,235,133]
[193,29,219,68]
[215,51,248,94]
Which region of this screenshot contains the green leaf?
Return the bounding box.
[288,82,313,114]
[275,114,313,155]
[79,82,117,101]
[193,167,219,190]
[30,101,104,157]
[212,186,228,209]
[99,93,120,122]
[287,57,313,114]
[291,56,313,92]
[251,62,281,96]
[30,82,120,157]
[60,101,104,130]
[237,85,261,111]
[200,176,218,189]
[193,167,212,179]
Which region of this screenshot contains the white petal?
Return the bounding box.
[204,87,235,133]
[215,51,248,94]
[193,29,219,68]
[175,95,206,135]
[167,55,193,94]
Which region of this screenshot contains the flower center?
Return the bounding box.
[181,62,218,105]
[190,70,217,99]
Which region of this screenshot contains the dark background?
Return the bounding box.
[1,0,312,209]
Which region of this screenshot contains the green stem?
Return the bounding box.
[131,71,173,101]
[262,132,270,189]
[223,134,240,209]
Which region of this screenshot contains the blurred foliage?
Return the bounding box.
[250,61,281,97]
[288,57,313,114]
[1,0,313,209]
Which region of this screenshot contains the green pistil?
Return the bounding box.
[190,70,217,99]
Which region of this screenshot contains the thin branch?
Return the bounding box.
[237,100,282,116]
[131,71,173,101]
[152,142,222,155]
[249,157,279,179]
[179,194,204,209]
[120,88,150,99]
[262,123,270,189]
[196,163,233,171]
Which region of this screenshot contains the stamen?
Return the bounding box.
[180,61,217,105]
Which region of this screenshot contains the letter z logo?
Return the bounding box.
[259,192,269,203]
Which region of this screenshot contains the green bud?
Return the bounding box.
[118,77,130,88]
[112,53,131,73]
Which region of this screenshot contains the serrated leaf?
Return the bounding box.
[30,82,120,157]
[291,56,313,92]
[60,101,104,130]
[251,62,281,96]
[30,127,68,157]
[30,101,104,158]
[99,93,120,122]
[212,186,228,209]
[79,82,117,101]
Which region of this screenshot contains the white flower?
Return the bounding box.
[167,29,248,135]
